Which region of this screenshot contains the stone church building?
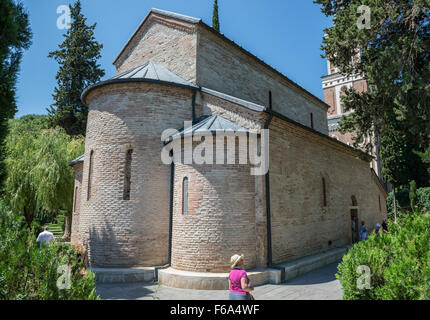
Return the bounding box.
[70,8,387,285]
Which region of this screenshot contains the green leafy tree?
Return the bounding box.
[315,0,430,178]
[409,180,417,210]
[0,0,32,188]
[0,202,98,300]
[212,0,220,32]
[379,116,429,188]
[3,116,84,231]
[337,212,430,300]
[48,0,104,136]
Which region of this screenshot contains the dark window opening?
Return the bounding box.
[182,177,189,215]
[322,177,327,207]
[310,113,314,129]
[87,150,94,201]
[73,186,78,212]
[269,91,272,109]
[123,149,133,200]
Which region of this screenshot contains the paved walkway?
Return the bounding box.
[96,261,342,300]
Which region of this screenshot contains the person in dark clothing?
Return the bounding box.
[382,219,388,233]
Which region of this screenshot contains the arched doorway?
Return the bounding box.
[350,196,359,243]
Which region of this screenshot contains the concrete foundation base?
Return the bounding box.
[93,246,350,288]
[277,246,350,281]
[158,267,282,290]
[92,267,155,283]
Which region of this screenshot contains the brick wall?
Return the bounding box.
[171,138,257,272]
[79,82,194,267]
[323,87,336,116]
[196,26,328,135]
[269,117,387,263]
[71,163,83,246]
[115,15,197,83]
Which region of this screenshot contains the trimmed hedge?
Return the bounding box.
[336,212,430,300]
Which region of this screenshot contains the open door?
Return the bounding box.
[350,196,359,243]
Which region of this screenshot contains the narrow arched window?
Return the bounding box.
[268,91,272,109]
[322,177,327,207]
[310,113,314,129]
[123,149,133,200]
[73,186,78,212]
[87,150,94,201]
[182,177,189,215]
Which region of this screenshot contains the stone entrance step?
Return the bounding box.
[92,267,155,283]
[158,267,282,290]
[275,245,350,281]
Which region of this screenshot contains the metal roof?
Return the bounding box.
[110,60,199,88]
[164,114,253,144]
[69,154,84,166]
[201,87,266,112]
[81,61,198,104]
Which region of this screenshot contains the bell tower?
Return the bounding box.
[321,58,383,179]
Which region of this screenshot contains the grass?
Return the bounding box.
[47,223,63,237]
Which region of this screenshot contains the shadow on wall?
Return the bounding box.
[87,222,136,268]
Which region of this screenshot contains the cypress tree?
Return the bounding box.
[48,0,104,136]
[212,0,220,32]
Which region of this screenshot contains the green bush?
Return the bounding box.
[336,212,430,300]
[0,201,99,300]
[387,187,430,218]
[417,187,430,212]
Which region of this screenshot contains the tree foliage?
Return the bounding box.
[0,201,98,300]
[379,115,429,187]
[337,212,430,300]
[3,116,84,226]
[212,0,220,32]
[0,0,32,188]
[48,0,104,136]
[315,0,430,184]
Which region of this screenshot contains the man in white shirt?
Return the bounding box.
[36,226,55,245]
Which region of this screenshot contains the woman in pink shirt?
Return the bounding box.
[228,254,254,300]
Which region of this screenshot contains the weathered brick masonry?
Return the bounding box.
[79,83,195,267]
[71,8,387,271]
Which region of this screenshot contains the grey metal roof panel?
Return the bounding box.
[150,8,201,24]
[110,60,199,88]
[201,87,266,112]
[81,61,199,104]
[69,154,84,166]
[164,114,253,144]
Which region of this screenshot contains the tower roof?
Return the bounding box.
[69,154,84,166]
[81,60,198,104]
[164,114,253,144]
[110,60,199,88]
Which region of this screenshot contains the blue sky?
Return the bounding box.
[16,0,332,117]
